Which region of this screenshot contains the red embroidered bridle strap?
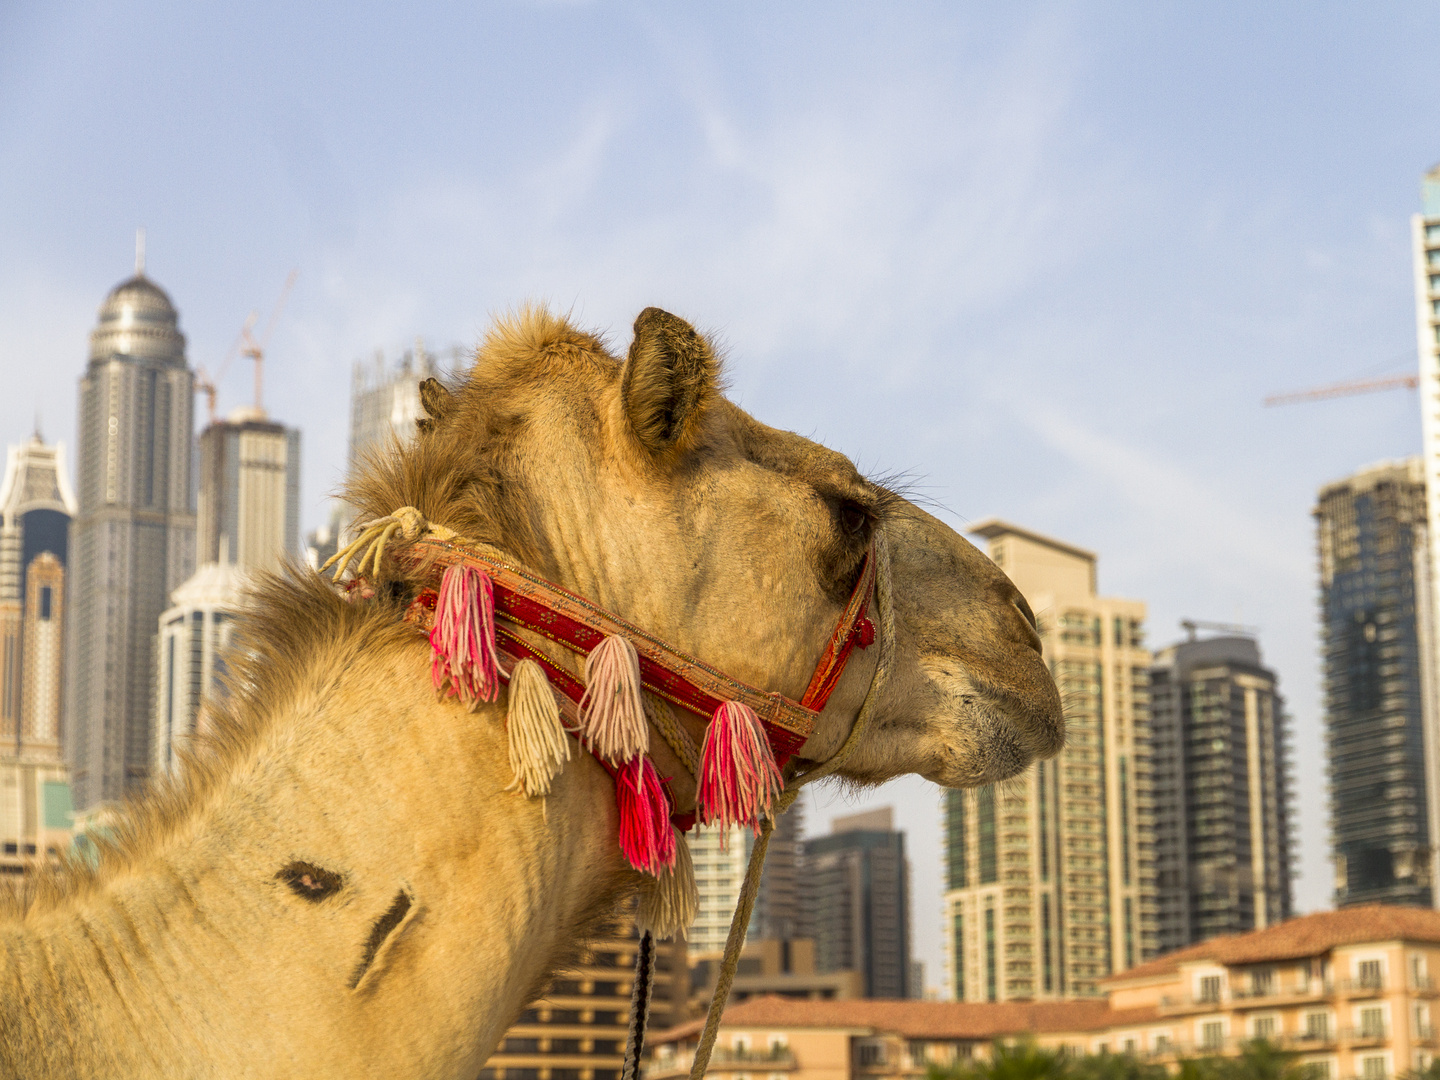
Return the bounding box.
[397,535,877,769]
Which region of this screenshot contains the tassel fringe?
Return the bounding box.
[580,635,650,763]
[616,757,676,876]
[698,701,784,830]
[429,564,501,708]
[636,827,698,940]
[505,658,571,797]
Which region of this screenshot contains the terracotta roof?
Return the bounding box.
[651,997,1159,1044]
[1109,906,1440,983]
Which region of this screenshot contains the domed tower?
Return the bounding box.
[66,244,196,812]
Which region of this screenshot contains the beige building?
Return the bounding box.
[649,907,1440,1080]
[943,521,1155,1002]
[196,408,300,574]
[481,915,687,1080]
[0,434,77,873]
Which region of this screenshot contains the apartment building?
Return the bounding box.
[480,915,686,1080]
[649,907,1440,1080]
[944,521,1155,1001]
[1149,633,1295,951]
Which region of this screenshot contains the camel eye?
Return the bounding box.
[838,500,869,539]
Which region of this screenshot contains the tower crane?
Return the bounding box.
[241,270,298,415]
[194,271,298,422]
[1180,618,1259,641]
[1263,371,1418,407]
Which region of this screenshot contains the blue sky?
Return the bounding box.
[3,2,1439,990]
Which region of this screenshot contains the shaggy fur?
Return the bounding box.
[0,304,1062,1079]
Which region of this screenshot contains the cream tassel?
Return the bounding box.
[504,659,571,797]
[579,634,650,764]
[636,826,698,940]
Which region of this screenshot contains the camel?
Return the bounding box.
[0,305,1063,1078]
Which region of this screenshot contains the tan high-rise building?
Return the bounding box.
[0,434,78,873]
[943,521,1156,1002]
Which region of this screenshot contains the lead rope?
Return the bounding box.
[685,530,895,1080]
[621,929,656,1080]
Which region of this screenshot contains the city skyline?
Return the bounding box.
[6,1,1440,990]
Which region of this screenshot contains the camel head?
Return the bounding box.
[353,306,1063,792]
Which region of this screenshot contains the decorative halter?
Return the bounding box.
[324,506,896,1080]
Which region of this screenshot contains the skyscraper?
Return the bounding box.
[1316,458,1440,907]
[944,521,1155,1003]
[0,435,77,873]
[1412,164,1440,689]
[800,807,914,1000]
[155,400,300,775]
[196,409,300,573]
[685,803,805,958]
[0,433,76,760]
[350,341,445,473]
[67,258,195,811]
[152,563,247,778]
[1149,632,1294,953]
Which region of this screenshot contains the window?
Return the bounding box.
[1201,1022,1225,1051]
[1305,1013,1331,1040]
[857,1042,886,1067]
[1358,960,1384,990]
[1123,1039,1137,1056]
[909,1041,928,1064]
[1254,1017,1278,1041]
[39,586,51,620]
[1198,975,1223,1003]
[1154,1036,1172,1054]
[1251,968,1275,996]
[1362,1056,1387,1080]
[978,786,997,884]
[1302,1062,1333,1080]
[1361,1008,1385,1038]
[733,1036,750,1054]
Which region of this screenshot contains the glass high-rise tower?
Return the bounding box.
[1149,633,1294,952]
[66,262,195,812]
[1316,458,1440,907]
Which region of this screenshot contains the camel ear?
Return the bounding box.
[622,307,717,454]
[416,377,453,434]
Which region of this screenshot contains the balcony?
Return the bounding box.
[647,1047,798,1079]
[1232,982,1331,1005]
[1338,978,1387,997]
[1286,1031,1338,1050]
[1339,1027,1389,1046]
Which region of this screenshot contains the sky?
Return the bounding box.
[2,1,1439,994]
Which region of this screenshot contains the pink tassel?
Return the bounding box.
[579,634,650,763]
[698,701,784,830]
[429,564,500,708]
[615,757,676,876]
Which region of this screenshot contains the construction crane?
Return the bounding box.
[193,271,298,422]
[240,270,298,414]
[1263,372,1418,407]
[194,331,244,424]
[1180,619,1259,641]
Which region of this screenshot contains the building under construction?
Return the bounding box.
[1316,457,1440,908]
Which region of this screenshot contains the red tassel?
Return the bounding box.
[429,564,500,708]
[615,757,677,876]
[697,701,784,830]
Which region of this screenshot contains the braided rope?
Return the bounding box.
[646,698,700,777]
[687,528,895,1080]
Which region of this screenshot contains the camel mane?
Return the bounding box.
[1,306,611,921]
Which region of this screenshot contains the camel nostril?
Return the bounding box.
[1013,591,1038,633]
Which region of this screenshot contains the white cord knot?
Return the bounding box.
[321,505,456,581]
